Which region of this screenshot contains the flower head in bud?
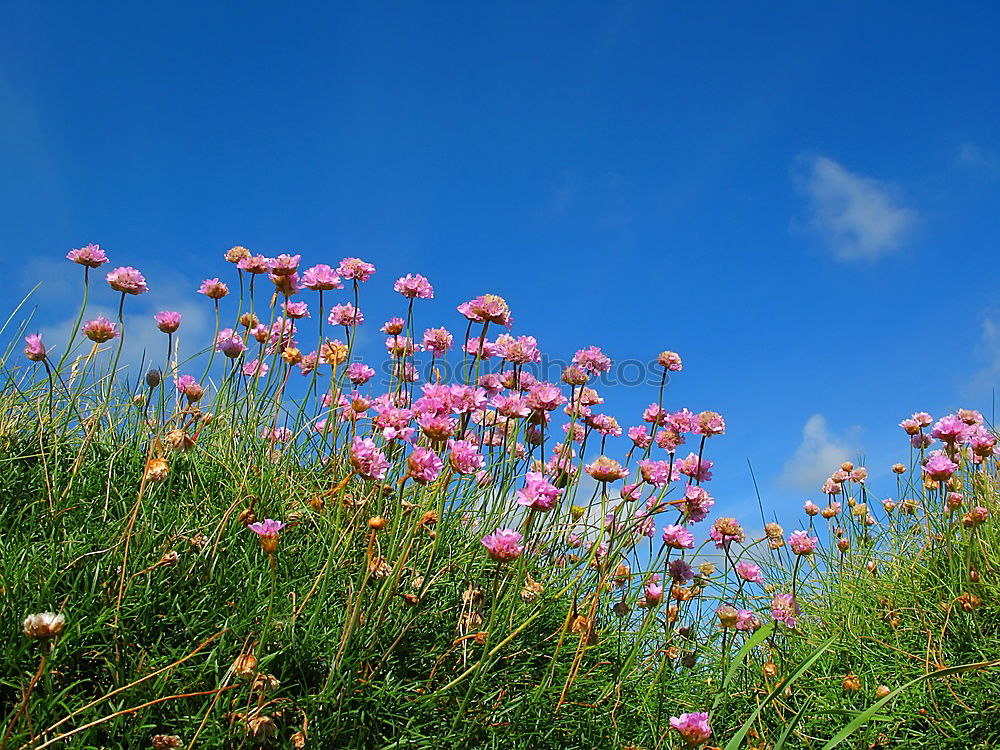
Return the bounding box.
[23,611,65,640]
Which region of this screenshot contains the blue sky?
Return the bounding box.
[3,1,999,524]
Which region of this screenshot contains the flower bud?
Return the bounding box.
[23,611,65,640]
[875,685,891,699]
[146,368,161,388]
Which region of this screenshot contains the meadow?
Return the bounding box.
[1,245,997,748]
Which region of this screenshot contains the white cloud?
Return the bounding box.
[956,142,1000,177]
[794,155,917,261]
[778,414,858,492]
[964,312,1000,397]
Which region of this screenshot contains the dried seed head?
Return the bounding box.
[840,461,854,472]
[612,601,630,617]
[233,653,258,680]
[368,557,391,578]
[875,685,892,699]
[165,428,195,452]
[151,735,183,749]
[252,673,280,694]
[144,456,170,483]
[368,515,386,530]
[23,611,65,640]
[762,661,778,679]
[226,245,251,263]
[245,714,276,740]
[159,550,179,567]
[698,562,716,577]
[892,463,906,474]
[291,730,307,748]
[521,575,543,603]
[282,347,303,365]
[843,673,861,692]
[188,533,207,550]
[238,508,257,525]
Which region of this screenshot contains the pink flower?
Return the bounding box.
[675,453,713,482]
[328,303,364,327]
[265,427,292,443]
[407,446,443,483]
[346,362,376,385]
[822,478,842,495]
[679,484,715,523]
[788,530,818,555]
[736,561,764,584]
[628,426,653,448]
[67,243,108,268]
[572,346,612,376]
[381,317,405,335]
[494,334,540,365]
[643,403,670,426]
[585,456,628,482]
[248,518,286,537]
[662,524,695,549]
[804,500,820,516]
[463,338,498,360]
[657,350,682,371]
[516,472,564,511]
[735,609,760,631]
[931,415,971,445]
[709,517,745,550]
[215,330,247,358]
[418,413,457,441]
[269,270,300,296]
[694,410,725,437]
[24,334,46,362]
[154,311,181,333]
[349,437,391,480]
[284,301,310,319]
[336,257,376,282]
[669,712,712,746]
[422,327,454,356]
[269,253,301,276]
[481,528,523,562]
[912,411,934,427]
[238,254,271,274]
[301,264,343,291]
[448,439,485,475]
[197,278,229,300]
[394,273,434,299]
[526,382,566,412]
[644,582,663,606]
[242,359,269,378]
[772,593,800,629]
[174,374,204,402]
[457,294,512,328]
[924,451,959,481]
[106,266,148,295]
[82,316,119,343]
[638,459,674,488]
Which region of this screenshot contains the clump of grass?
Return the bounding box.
[0,246,996,748]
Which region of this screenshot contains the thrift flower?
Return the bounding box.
[349,437,390,480]
[106,266,148,295]
[923,451,959,481]
[736,561,764,584]
[337,257,376,282]
[248,519,286,555]
[657,350,682,371]
[447,439,485,475]
[23,612,65,640]
[67,243,108,267]
[154,311,181,333]
[585,456,629,482]
[669,712,712,746]
[788,530,818,555]
[24,334,46,362]
[516,472,564,511]
[82,316,119,343]
[197,278,229,299]
[573,346,612,376]
[772,593,800,629]
[457,294,512,327]
[394,273,434,299]
[662,524,695,549]
[301,264,343,291]
[346,362,376,385]
[481,528,523,562]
